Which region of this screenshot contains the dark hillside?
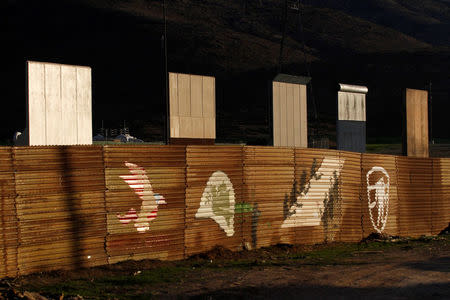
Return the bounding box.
[4,0,449,144]
[302,0,450,45]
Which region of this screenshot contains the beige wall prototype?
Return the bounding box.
[169,73,215,139]
[405,88,429,158]
[272,81,307,147]
[27,61,92,146]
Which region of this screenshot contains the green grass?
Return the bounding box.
[35,266,190,299]
[366,143,402,154]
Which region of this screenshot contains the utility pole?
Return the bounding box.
[429,81,433,145]
[163,0,169,144]
[278,0,288,73]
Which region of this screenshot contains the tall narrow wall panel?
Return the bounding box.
[27,62,46,146]
[396,157,433,236]
[169,73,215,140]
[27,61,92,146]
[361,154,399,237]
[272,82,307,147]
[185,146,244,256]
[431,158,450,234]
[13,146,106,274]
[243,147,295,248]
[0,148,18,277]
[404,89,429,157]
[104,146,186,263]
[292,148,343,244]
[337,84,367,153]
[76,67,93,145]
[338,151,363,242]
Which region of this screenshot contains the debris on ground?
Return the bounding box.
[360,232,400,242]
[439,223,449,235]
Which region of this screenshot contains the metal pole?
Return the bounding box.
[429,81,433,145]
[163,0,170,144]
[278,0,288,74]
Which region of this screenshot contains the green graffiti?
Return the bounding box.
[207,182,233,228]
[321,170,341,242]
[235,202,254,214]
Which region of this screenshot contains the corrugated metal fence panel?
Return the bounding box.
[338,151,362,242]
[13,146,107,275]
[292,149,341,244]
[1,145,450,278]
[0,147,18,278]
[104,146,185,263]
[431,158,450,234]
[185,146,244,256]
[244,146,295,248]
[361,154,399,237]
[396,156,433,236]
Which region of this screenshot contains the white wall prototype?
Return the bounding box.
[27,61,92,145]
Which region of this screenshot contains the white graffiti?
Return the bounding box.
[195,171,235,236]
[282,157,345,228]
[117,162,166,233]
[366,166,390,233]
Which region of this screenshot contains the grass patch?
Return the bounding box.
[27,266,190,299]
[366,143,402,154]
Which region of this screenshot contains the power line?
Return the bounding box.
[297,0,319,137]
[278,0,288,73]
[163,0,169,144]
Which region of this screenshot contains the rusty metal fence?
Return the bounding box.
[1,145,449,277]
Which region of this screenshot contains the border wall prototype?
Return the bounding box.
[403,88,429,157]
[0,145,449,277]
[27,61,92,146]
[337,84,367,153]
[272,74,309,147]
[169,73,215,143]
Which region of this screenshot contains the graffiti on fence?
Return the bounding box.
[235,201,261,248]
[367,166,390,233]
[251,203,261,248]
[117,162,167,233]
[321,170,342,242]
[283,158,322,220]
[195,171,236,236]
[281,157,344,228]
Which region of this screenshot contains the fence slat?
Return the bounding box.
[185,146,244,255]
[0,147,18,277]
[104,145,186,263]
[339,150,363,242]
[396,156,433,237]
[432,158,450,234]
[360,153,399,238]
[243,146,295,248]
[14,146,107,274]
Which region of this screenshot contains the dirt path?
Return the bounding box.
[169,257,449,299]
[155,240,450,299]
[2,236,449,299]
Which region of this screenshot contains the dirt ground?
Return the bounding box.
[180,248,449,299]
[1,235,449,299]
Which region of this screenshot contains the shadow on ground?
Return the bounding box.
[191,282,450,299]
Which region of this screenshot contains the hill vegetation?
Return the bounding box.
[4,0,449,144]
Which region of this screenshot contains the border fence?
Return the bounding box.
[1,145,449,277]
